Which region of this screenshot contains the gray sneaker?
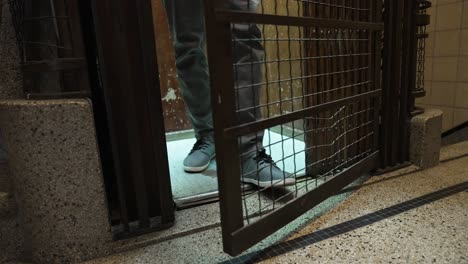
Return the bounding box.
[183,137,215,173]
[241,149,295,188]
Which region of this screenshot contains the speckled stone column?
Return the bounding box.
[0,99,113,263]
[410,108,443,169]
[0,2,26,262]
[0,0,23,162]
[0,0,23,100]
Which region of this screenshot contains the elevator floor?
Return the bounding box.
[166,129,306,208]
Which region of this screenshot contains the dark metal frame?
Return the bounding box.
[90,0,175,237]
[205,0,383,256]
[381,0,403,168]
[380,0,431,168]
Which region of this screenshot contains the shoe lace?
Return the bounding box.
[190,138,211,154]
[253,149,275,165]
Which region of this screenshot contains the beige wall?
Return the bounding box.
[417,0,468,132]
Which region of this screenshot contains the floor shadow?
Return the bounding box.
[337,151,468,196]
[439,152,468,164]
[259,186,297,204]
[442,124,468,146]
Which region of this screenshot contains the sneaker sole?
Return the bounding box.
[183,155,216,173]
[242,177,296,188]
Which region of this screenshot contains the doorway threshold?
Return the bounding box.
[166,128,306,209]
[166,130,220,208]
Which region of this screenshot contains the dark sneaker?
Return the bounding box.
[241,149,295,188]
[183,137,215,173]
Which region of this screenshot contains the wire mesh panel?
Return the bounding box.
[205,0,383,256]
[414,1,431,100]
[8,0,91,98]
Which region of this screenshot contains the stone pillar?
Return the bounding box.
[410,109,443,169]
[0,3,26,262]
[0,99,113,263]
[0,0,24,162]
[0,0,23,100]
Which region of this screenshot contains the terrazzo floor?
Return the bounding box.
[258,141,468,264]
[80,140,468,264]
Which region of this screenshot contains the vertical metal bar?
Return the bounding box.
[323,1,332,173]
[330,1,339,170]
[389,0,403,166]
[91,0,133,230]
[381,0,394,168]
[311,2,319,175]
[409,4,420,113]
[399,0,412,164]
[303,2,311,178]
[318,0,325,176]
[117,0,152,229]
[335,2,344,168]
[137,0,175,225]
[204,0,244,254]
[401,1,418,162]
[91,0,174,233]
[78,0,120,227]
[350,3,358,161]
[372,0,382,153]
[363,0,370,154]
[357,1,364,156]
[341,2,351,164]
[303,1,315,179]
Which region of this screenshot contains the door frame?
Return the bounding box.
[91,0,174,237]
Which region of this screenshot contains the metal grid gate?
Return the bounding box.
[205,0,383,255]
[8,0,91,98]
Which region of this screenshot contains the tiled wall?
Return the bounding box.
[417,0,468,132]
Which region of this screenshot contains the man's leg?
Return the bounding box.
[228,0,264,155]
[166,0,262,150]
[165,0,215,173]
[165,0,294,185]
[228,1,295,187]
[165,0,213,139]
